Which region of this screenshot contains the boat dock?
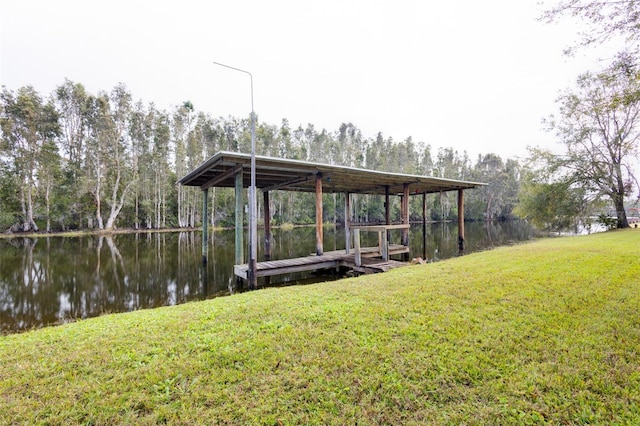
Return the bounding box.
[234,244,409,280]
[178,151,484,288]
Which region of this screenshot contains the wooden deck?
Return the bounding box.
[234,245,409,280]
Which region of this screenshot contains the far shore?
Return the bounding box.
[1,226,202,239]
[1,219,468,239]
[0,222,316,239]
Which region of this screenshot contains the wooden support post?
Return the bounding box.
[401,183,410,247]
[234,170,244,266]
[354,228,361,267]
[422,192,427,227]
[202,188,209,264]
[316,173,324,256]
[422,192,428,261]
[344,192,351,254]
[458,189,465,253]
[381,229,389,261]
[263,190,271,261]
[385,185,391,247]
[385,186,390,225]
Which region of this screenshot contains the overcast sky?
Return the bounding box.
[1,0,606,160]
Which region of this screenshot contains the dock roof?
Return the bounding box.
[178,151,484,196]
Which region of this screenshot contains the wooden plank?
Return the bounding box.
[257,261,339,277]
[346,259,406,274]
[234,244,410,281]
[236,257,341,278]
[350,224,409,231]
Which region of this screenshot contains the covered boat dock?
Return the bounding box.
[178,151,484,287]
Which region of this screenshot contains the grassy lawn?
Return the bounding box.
[1,230,639,425]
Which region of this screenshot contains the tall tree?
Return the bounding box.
[468,153,521,221]
[173,101,194,228]
[55,80,93,228]
[544,61,640,228]
[85,84,135,230]
[150,107,172,228]
[55,80,90,171]
[337,122,365,167]
[105,84,135,230]
[431,147,471,221]
[277,118,293,158]
[129,100,152,229]
[0,86,60,232]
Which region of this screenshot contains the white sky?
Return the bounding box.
[1,0,607,160]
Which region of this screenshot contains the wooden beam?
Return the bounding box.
[385,185,390,225]
[316,172,323,256]
[262,175,310,192]
[350,224,410,231]
[202,164,243,190]
[458,189,465,252]
[235,169,244,265]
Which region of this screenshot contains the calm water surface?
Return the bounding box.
[0,221,540,333]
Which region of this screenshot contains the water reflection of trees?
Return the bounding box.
[0,232,235,332]
[0,222,540,333]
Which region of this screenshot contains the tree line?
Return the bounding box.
[4,2,640,233]
[0,79,522,233]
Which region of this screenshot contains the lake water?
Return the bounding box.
[0,221,540,333]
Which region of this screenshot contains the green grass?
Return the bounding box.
[1,230,639,425]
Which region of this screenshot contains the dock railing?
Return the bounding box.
[350,224,410,266]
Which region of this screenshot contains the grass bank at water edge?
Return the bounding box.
[1,230,639,425]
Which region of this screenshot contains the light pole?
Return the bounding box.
[213,61,258,289]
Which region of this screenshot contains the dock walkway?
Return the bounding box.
[234,245,409,280]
